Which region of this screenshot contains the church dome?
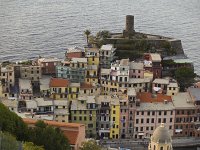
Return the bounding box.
[151,123,172,144]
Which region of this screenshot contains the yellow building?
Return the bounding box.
[144,70,153,80]
[110,99,120,139]
[54,100,69,123]
[50,78,80,101]
[85,65,98,84]
[68,83,80,100]
[50,78,70,100]
[101,80,118,95]
[85,47,100,66]
[167,82,179,96]
[80,82,101,96]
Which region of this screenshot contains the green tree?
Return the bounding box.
[29,121,70,150]
[175,67,196,91]
[81,140,101,150]
[23,142,44,150]
[0,103,28,141]
[0,132,20,150]
[96,30,111,39]
[84,30,91,46]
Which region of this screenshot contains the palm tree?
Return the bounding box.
[84,30,91,46]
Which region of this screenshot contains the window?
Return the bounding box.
[88,124,93,128]
[113,117,115,121]
[147,111,150,116]
[84,116,87,121]
[125,77,127,82]
[170,118,173,122]
[151,118,154,123]
[159,111,161,115]
[79,116,82,121]
[136,119,139,124]
[158,118,161,123]
[90,116,92,121]
[147,118,149,123]
[152,111,155,115]
[164,111,167,115]
[74,116,76,120]
[141,119,143,123]
[113,110,116,114]
[163,118,166,123]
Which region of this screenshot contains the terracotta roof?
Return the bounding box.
[137,92,172,103]
[50,78,70,87]
[80,82,94,89]
[63,130,79,145]
[66,52,83,59]
[23,118,83,145]
[23,118,84,128]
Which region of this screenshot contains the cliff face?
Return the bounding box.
[102,37,184,60]
[169,40,184,54]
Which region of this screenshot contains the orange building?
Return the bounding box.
[23,118,85,150]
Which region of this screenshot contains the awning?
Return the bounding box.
[175,129,182,133]
[138,133,144,136]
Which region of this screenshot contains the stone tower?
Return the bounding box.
[148,123,173,150]
[123,15,135,37]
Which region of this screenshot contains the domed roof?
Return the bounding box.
[151,123,172,144]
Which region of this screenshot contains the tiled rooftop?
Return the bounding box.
[80,82,94,89]
[137,92,172,103]
[50,78,70,87]
[137,102,174,111]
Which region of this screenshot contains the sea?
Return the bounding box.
[0,0,200,74]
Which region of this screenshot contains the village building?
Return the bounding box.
[37,57,61,75]
[99,44,116,69]
[134,92,174,139]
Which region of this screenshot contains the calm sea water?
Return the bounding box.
[0,0,200,73]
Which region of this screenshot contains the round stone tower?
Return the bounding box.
[126,15,134,33]
[123,15,135,37]
[148,123,173,150]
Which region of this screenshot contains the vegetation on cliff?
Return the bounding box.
[0,103,70,150]
[81,140,101,150]
[175,67,196,91]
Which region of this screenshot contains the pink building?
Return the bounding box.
[120,88,136,139]
[134,92,175,139]
[129,62,144,79]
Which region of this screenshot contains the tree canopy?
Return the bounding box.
[0,132,20,150]
[0,103,28,141]
[0,103,70,150]
[23,142,44,150]
[28,120,71,150]
[84,29,91,46]
[175,67,196,91]
[81,140,101,150]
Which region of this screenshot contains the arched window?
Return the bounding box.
[160,147,163,150]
